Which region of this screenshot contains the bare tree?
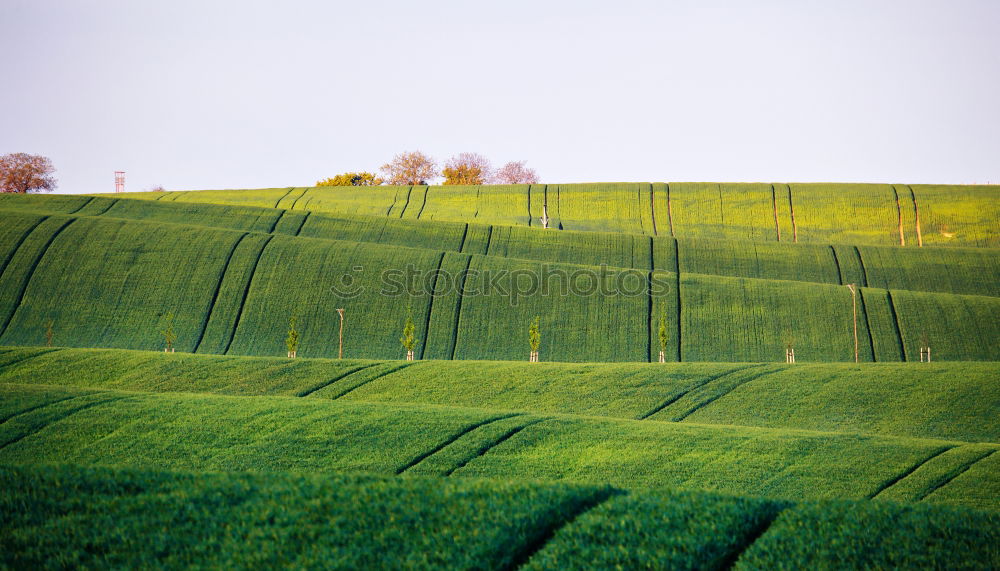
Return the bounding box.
[380,151,437,185]
[0,153,57,193]
[442,152,492,185]
[494,161,538,184]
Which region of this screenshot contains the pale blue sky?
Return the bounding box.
[2,0,998,193]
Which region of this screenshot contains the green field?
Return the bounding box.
[5,464,996,570]
[0,202,997,362]
[2,347,995,442]
[107,182,1000,247]
[0,185,996,567]
[1,378,996,507]
[4,192,997,296]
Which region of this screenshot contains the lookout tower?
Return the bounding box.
[114,171,125,193]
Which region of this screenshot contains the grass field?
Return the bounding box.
[4,194,998,299]
[2,347,996,442]
[4,464,997,570]
[2,381,996,508]
[102,181,1000,247]
[0,186,996,567]
[0,205,996,362]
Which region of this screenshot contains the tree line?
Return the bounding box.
[317,151,538,187]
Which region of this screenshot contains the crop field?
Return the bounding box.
[5,464,997,569]
[3,347,996,441]
[4,193,997,298]
[0,203,997,362]
[103,181,1000,247]
[2,379,997,507]
[0,186,996,567]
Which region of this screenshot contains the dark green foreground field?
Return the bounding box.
[0,185,997,568]
[5,464,998,569]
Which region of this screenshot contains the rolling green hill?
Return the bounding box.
[0,205,996,362]
[0,185,996,568]
[2,381,997,509]
[110,182,1000,247]
[5,464,997,570]
[4,193,997,297]
[2,347,996,442]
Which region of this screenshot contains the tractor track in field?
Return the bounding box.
[419,253,446,359]
[272,187,296,209]
[325,362,416,400]
[650,183,658,236]
[671,365,781,422]
[830,245,844,285]
[915,449,997,502]
[666,183,675,236]
[786,184,798,242]
[268,211,285,234]
[444,418,548,477]
[542,185,549,228]
[853,246,870,287]
[67,197,94,214]
[0,216,48,284]
[395,413,523,475]
[397,186,414,218]
[892,185,905,246]
[288,188,309,210]
[296,363,380,397]
[0,348,63,377]
[371,218,390,245]
[0,393,82,426]
[448,254,475,360]
[386,187,401,216]
[856,289,877,362]
[505,487,622,571]
[718,507,787,570]
[457,223,469,253]
[869,446,955,500]
[294,212,311,236]
[770,184,780,242]
[90,199,119,216]
[907,184,923,246]
[636,365,758,421]
[527,185,532,227]
[673,238,682,361]
[221,235,274,354]
[415,186,430,219]
[885,290,907,361]
[192,233,250,353]
[556,184,563,230]
[483,225,494,255]
[0,394,125,453]
[646,269,654,362]
[0,218,77,338]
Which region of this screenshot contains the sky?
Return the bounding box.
[2,0,998,194]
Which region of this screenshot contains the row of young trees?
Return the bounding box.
[148,290,932,363]
[50,306,929,363]
[316,151,538,187]
[279,311,545,362]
